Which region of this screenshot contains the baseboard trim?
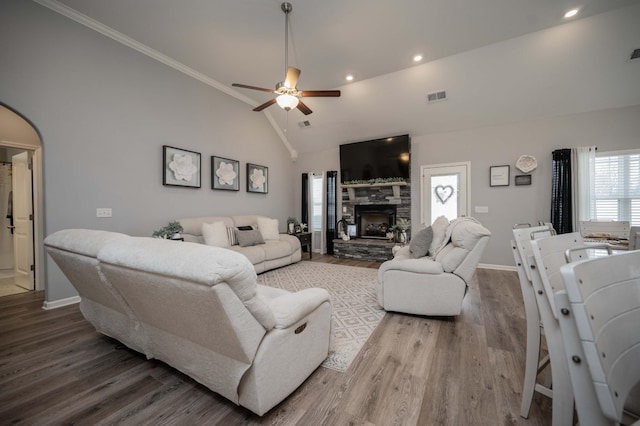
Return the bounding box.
[478,263,517,272]
[42,296,80,310]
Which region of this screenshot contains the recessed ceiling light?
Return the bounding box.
[345,75,354,81]
[564,9,578,18]
[413,54,423,62]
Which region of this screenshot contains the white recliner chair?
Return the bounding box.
[377,217,491,316]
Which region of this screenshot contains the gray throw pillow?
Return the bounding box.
[235,229,265,247]
[409,226,433,258]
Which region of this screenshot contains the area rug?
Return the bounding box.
[256,261,385,372]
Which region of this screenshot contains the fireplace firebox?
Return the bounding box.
[355,205,397,239]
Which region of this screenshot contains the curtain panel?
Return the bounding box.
[571,146,596,230]
[551,149,573,234]
[301,173,309,227]
[325,171,337,255]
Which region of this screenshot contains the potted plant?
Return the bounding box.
[152,220,184,239]
[287,216,300,234]
[391,218,411,244]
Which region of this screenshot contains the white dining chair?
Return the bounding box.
[526,232,596,426]
[511,224,555,418]
[556,250,640,426]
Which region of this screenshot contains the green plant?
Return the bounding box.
[391,218,411,231]
[342,177,406,185]
[152,220,183,239]
[287,216,300,226]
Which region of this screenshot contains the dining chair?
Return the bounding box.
[555,250,640,426]
[511,224,555,418]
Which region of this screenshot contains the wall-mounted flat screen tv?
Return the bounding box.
[340,134,410,183]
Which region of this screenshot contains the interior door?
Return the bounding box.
[12,151,34,290]
[421,162,470,225]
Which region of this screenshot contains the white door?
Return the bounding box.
[421,162,470,226]
[12,151,34,290]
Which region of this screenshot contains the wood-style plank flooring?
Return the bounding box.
[0,255,552,425]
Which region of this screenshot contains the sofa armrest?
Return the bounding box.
[378,257,445,277]
[265,288,331,329]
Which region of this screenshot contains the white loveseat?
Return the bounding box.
[377,217,491,316]
[44,229,332,416]
[178,215,301,273]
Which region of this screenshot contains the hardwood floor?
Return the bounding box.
[0,255,552,425]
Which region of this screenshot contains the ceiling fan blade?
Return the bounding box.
[232,83,275,93]
[296,100,313,115]
[300,90,341,97]
[285,67,301,89]
[253,98,277,112]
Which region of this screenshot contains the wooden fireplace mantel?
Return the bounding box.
[341,182,407,202]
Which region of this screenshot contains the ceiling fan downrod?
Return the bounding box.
[282,2,292,86]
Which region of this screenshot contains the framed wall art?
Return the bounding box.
[246,163,268,194]
[162,145,201,188]
[490,165,510,187]
[211,156,239,191]
[515,174,532,186]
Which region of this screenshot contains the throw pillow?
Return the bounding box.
[257,217,279,240]
[236,229,266,247]
[227,227,238,246]
[202,221,230,248]
[428,215,449,257]
[409,226,433,258]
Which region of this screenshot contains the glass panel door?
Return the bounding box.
[421,162,470,225]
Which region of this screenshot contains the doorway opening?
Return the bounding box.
[0,103,44,298]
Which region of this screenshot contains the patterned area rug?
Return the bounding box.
[256,261,385,372]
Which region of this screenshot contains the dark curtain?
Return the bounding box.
[551,149,573,234]
[301,173,309,228]
[325,171,338,254]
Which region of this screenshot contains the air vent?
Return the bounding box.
[426,90,447,103]
[298,120,311,128]
[630,48,640,61]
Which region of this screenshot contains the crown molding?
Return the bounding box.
[31,0,296,160]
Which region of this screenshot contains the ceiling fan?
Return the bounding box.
[232,2,340,115]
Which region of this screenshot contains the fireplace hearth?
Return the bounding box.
[355,205,396,239]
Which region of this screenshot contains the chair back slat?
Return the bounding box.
[512,225,555,281]
[559,250,640,422]
[530,232,586,319]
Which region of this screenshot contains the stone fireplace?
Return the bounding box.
[333,180,411,262]
[355,204,396,239]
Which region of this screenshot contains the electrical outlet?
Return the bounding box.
[96,208,112,218]
[474,206,489,213]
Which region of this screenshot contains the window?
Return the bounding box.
[593,150,640,226]
[311,174,324,231]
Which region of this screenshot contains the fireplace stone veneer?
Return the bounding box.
[337,180,411,261]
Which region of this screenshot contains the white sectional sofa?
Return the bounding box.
[178,215,301,273]
[44,229,332,416]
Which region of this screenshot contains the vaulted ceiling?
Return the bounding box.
[39,0,640,156]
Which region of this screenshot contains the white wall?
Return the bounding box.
[0,1,294,302]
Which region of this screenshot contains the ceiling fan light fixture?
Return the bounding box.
[276,94,299,110]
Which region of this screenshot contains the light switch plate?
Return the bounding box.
[474,206,489,213]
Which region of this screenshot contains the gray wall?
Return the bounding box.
[0,1,294,302]
[293,104,640,267]
[411,105,640,266]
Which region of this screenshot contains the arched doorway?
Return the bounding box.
[0,103,45,296]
